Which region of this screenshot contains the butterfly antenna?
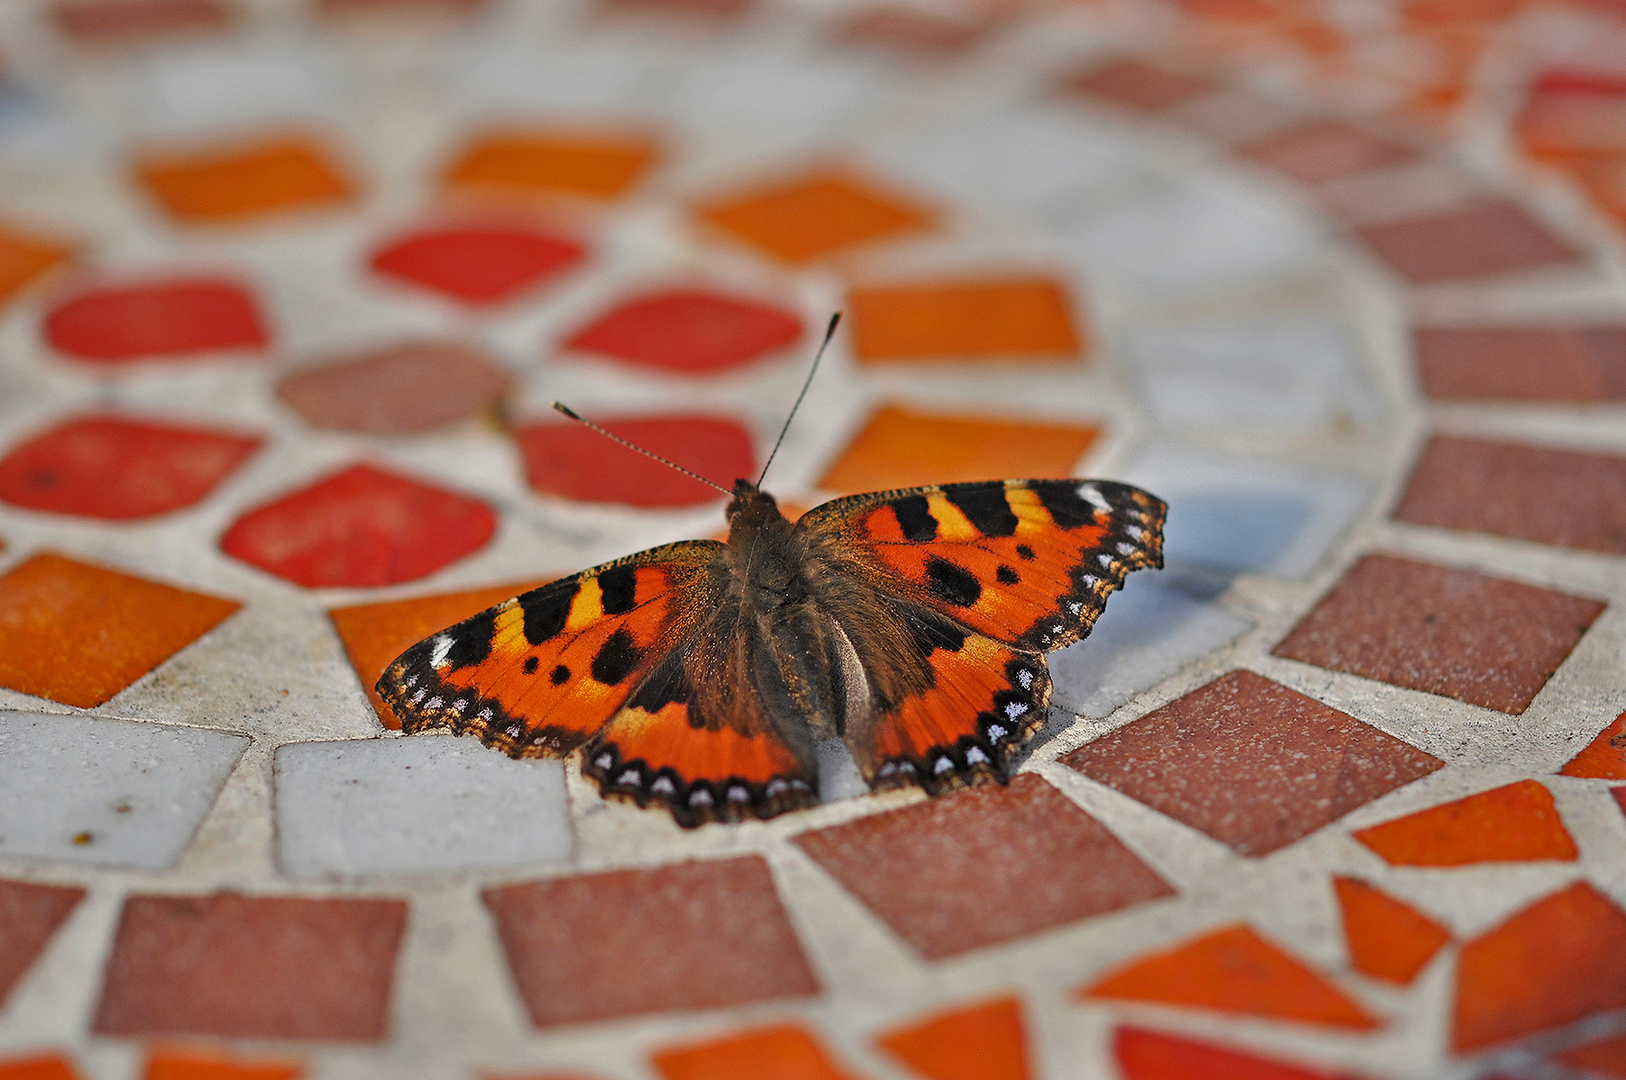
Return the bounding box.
[756,312,840,487]
[550,403,733,496]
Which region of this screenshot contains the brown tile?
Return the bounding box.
[276,341,512,434]
[53,0,233,43]
[1063,671,1442,857]
[1062,59,1218,112]
[92,892,407,1040]
[793,775,1174,960]
[1356,199,1585,284]
[830,7,995,57]
[1273,554,1605,714]
[1241,121,1417,185]
[1393,435,1626,555]
[0,879,85,1007]
[481,856,818,1028]
[1415,326,1626,403]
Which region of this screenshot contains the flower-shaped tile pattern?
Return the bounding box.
[1333,877,1450,985]
[1353,780,1578,866]
[369,224,586,306]
[846,277,1082,365]
[134,135,353,224]
[0,878,85,1008]
[275,341,512,433]
[562,288,803,374]
[515,413,754,507]
[44,278,267,364]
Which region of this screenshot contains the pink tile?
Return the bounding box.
[0,879,85,1008]
[1242,120,1417,185]
[1357,199,1585,284]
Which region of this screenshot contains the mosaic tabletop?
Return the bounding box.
[2,0,1626,1076]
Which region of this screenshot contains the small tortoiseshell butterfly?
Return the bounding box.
[377,324,1166,828]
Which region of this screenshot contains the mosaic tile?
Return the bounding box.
[1081,925,1380,1029]
[1393,434,1626,555]
[603,0,754,19]
[1452,882,1626,1053]
[1333,877,1450,985]
[136,44,343,135]
[1241,121,1417,185]
[846,277,1081,364]
[1353,780,1578,866]
[134,135,353,224]
[1615,786,1626,820]
[830,8,993,58]
[0,414,261,519]
[1356,199,1585,284]
[1414,325,1626,402]
[275,341,512,433]
[53,0,233,43]
[1061,59,1218,113]
[1064,671,1442,856]
[43,277,267,364]
[651,1025,862,1080]
[0,711,247,868]
[562,288,803,375]
[0,1056,79,1080]
[1557,1031,1626,1079]
[482,856,818,1027]
[1113,1027,1357,1080]
[0,224,73,306]
[220,463,497,588]
[0,878,85,1007]
[693,170,936,264]
[0,553,240,708]
[814,405,1098,494]
[1272,554,1606,714]
[515,413,754,507]
[1517,71,1626,159]
[369,224,586,306]
[442,130,658,201]
[1560,710,1626,779]
[94,892,406,1040]
[142,1048,304,1080]
[794,775,1174,960]
[876,997,1030,1080]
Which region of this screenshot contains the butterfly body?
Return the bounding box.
[378,477,1166,828]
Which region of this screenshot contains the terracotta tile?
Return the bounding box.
[1333,877,1450,985]
[443,131,658,201]
[1272,554,1605,714]
[0,1056,81,1080]
[142,1048,303,1080]
[794,776,1174,960]
[831,8,995,57]
[563,288,803,374]
[220,463,497,588]
[600,0,753,20]
[328,579,551,729]
[1080,925,1380,1029]
[275,341,512,433]
[651,1024,862,1080]
[1393,435,1626,555]
[0,552,240,708]
[0,879,86,1007]
[1561,711,1626,779]
[693,170,936,264]
[0,225,74,307]
[44,277,267,364]
[1557,1031,1626,1079]
[1453,882,1626,1052]
[1574,158,1626,233]
[322,0,486,15]
[815,404,1098,494]
[876,997,1030,1080]
[1241,121,1417,185]
[515,414,754,508]
[1113,1027,1361,1080]
[369,224,586,306]
[1402,0,1522,24]
[1414,326,1626,402]
[1061,59,1218,112]
[135,136,353,224]
[846,277,1082,364]
[1356,199,1585,284]
[1353,780,1578,866]
[53,0,233,42]
[1062,671,1443,857]
[482,856,818,1027]
[0,414,261,519]
[1517,73,1626,159]
[1616,786,1626,819]
[93,891,407,1040]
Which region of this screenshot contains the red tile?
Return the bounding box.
[369,224,586,306]
[1557,1031,1626,1079]
[92,891,407,1040]
[1562,711,1626,779]
[1062,59,1218,112]
[0,1056,82,1080]
[794,775,1174,960]
[1272,554,1605,714]
[651,1025,862,1080]
[1616,786,1626,819]
[44,277,267,364]
[1452,882,1626,1052]
[1393,435,1626,555]
[563,289,803,375]
[1081,925,1380,1029]
[876,997,1030,1080]
[142,1048,303,1080]
[1333,877,1450,984]
[1062,671,1443,857]
[1356,199,1585,284]
[1353,780,1578,866]
[482,856,818,1028]
[220,463,497,588]
[276,341,512,434]
[1242,121,1417,185]
[0,414,261,519]
[53,0,233,42]
[1414,326,1626,402]
[1113,1027,1362,1080]
[515,414,754,508]
[0,879,86,1007]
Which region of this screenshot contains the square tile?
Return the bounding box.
[692,170,936,264]
[1061,59,1218,112]
[441,130,659,201]
[1356,199,1585,284]
[830,8,993,57]
[1062,671,1442,856]
[1241,121,1417,185]
[1414,325,1626,402]
[1272,553,1606,714]
[53,0,233,43]
[793,775,1175,959]
[846,277,1082,364]
[0,878,85,1007]
[134,135,353,223]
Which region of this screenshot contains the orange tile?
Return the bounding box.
[1080,925,1380,1029]
[1352,779,1578,866]
[0,552,240,709]
[144,1048,303,1080]
[0,1055,81,1080]
[815,404,1098,494]
[1561,710,1626,779]
[135,136,354,224]
[693,170,936,264]
[329,580,550,729]
[847,278,1081,364]
[876,997,1030,1080]
[443,131,658,201]
[651,1024,865,1080]
[1333,877,1450,985]
[1556,1031,1626,1079]
[0,225,74,307]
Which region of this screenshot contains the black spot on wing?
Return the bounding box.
[1016,544,1035,560]
[890,495,938,542]
[550,664,571,685]
[996,564,1020,585]
[627,658,690,712]
[522,656,539,674]
[906,608,968,655]
[597,564,637,615]
[1034,482,1101,530]
[591,628,643,685]
[523,580,578,646]
[443,610,496,669]
[926,557,982,607]
[946,483,1019,537]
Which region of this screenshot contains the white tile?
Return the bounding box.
[0,711,247,870]
[454,38,668,116]
[274,736,572,880]
[138,43,349,135]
